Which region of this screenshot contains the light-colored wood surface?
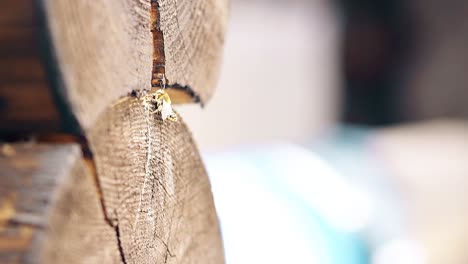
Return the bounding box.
[0,143,121,264]
[0,113,225,264]
[89,97,224,263]
[0,0,229,133]
[155,0,229,104]
[42,0,154,130]
[47,0,229,119]
[0,1,227,262]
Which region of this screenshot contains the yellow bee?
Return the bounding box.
[143,89,178,121]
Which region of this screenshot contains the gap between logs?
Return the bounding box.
[31,2,203,262]
[3,1,208,262]
[150,0,202,106]
[36,134,127,264]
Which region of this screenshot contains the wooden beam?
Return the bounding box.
[0,143,121,263]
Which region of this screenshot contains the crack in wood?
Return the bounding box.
[134,101,155,233]
[78,140,129,264]
[115,225,128,264]
[36,134,126,263]
[150,0,202,105]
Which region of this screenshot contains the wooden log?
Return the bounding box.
[0,0,229,134]
[152,0,229,104]
[0,0,153,134]
[1,0,227,262]
[88,97,224,263]
[0,110,225,264]
[41,0,153,130]
[0,107,225,264]
[0,143,121,264]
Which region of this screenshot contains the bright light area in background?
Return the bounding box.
[176,0,340,150]
[372,238,426,264]
[258,144,375,233]
[208,163,325,264]
[172,0,468,263]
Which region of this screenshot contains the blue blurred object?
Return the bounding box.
[204,144,369,264]
[311,126,409,248]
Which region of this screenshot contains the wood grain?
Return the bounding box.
[153,0,229,104]
[42,0,154,130]
[0,106,225,263]
[0,0,228,134]
[0,1,227,262]
[89,97,224,264]
[0,143,121,264]
[0,0,154,134]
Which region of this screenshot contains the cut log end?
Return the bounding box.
[89,96,224,263]
[154,0,229,104]
[0,0,227,262]
[0,0,228,133]
[0,105,225,263]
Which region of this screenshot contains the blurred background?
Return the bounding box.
[177,0,468,263]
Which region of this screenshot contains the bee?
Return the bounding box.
[143,89,178,121]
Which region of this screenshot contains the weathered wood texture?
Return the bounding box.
[89,97,224,263]
[0,107,225,263]
[42,0,153,130]
[0,0,153,134]
[0,0,228,134]
[154,0,229,104]
[1,0,227,263]
[0,144,120,264]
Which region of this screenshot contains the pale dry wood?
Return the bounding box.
[1,0,227,262]
[154,0,229,104]
[0,0,154,134]
[0,0,228,133]
[42,0,154,130]
[89,96,224,264]
[0,143,121,264]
